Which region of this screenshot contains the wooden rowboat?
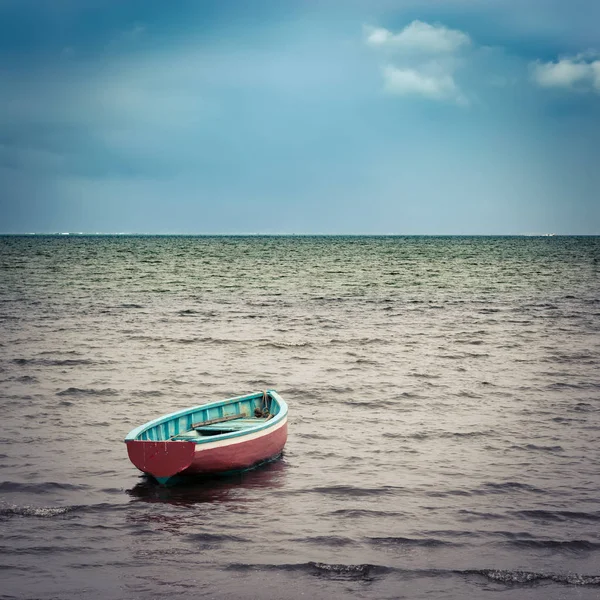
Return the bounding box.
[124,390,288,486]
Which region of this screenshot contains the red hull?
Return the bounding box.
[126,421,287,480]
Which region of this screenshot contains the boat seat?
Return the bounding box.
[171,418,266,440]
[194,419,262,432]
[172,430,203,440]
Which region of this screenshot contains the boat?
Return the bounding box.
[124,390,288,486]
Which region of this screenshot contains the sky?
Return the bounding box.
[0,0,599,234]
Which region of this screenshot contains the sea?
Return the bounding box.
[1,234,599,600]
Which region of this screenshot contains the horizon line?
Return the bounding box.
[0,232,597,237]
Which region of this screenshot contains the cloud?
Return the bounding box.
[364,21,471,54]
[594,62,600,91]
[531,53,600,93]
[382,65,466,104]
[365,21,471,104]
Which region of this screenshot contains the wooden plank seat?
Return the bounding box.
[173,430,203,440]
[194,419,263,432]
[171,418,265,440]
[191,413,247,428]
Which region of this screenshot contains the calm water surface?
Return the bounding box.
[1,235,600,599]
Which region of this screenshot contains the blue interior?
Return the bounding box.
[124,390,285,444]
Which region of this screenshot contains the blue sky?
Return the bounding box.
[1,0,599,234]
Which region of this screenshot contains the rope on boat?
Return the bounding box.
[254,390,270,418]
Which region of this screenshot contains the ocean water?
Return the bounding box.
[1,234,599,600]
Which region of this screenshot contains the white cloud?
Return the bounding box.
[593,62,600,91]
[365,21,471,54]
[531,54,600,93]
[365,21,471,105]
[382,65,466,105]
[532,59,589,87]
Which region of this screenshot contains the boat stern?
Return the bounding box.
[126,440,196,479]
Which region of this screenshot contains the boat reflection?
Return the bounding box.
[127,455,288,507]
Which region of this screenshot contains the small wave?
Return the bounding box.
[292,535,355,546]
[444,430,492,438]
[353,358,378,365]
[308,561,387,581]
[458,509,507,521]
[313,485,405,497]
[0,544,89,556]
[282,387,320,399]
[228,562,600,586]
[0,504,79,519]
[548,351,597,363]
[0,481,90,494]
[56,387,119,397]
[170,336,234,345]
[227,561,389,581]
[156,378,189,386]
[186,533,248,543]
[322,385,354,394]
[295,432,327,440]
[258,341,313,349]
[329,508,405,518]
[13,358,98,367]
[245,378,275,387]
[396,430,492,441]
[524,443,564,452]
[481,481,546,494]
[554,510,600,522]
[330,337,391,346]
[426,489,473,498]
[311,296,348,303]
[507,539,600,551]
[403,432,430,440]
[573,402,597,412]
[398,391,424,399]
[549,381,600,390]
[456,391,482,398]
[514,509,600,523]
[305,450,338,459]
[353,399,406,409]
[437,352,489,360]
[368,536,456,548]
[470,569,600,586]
